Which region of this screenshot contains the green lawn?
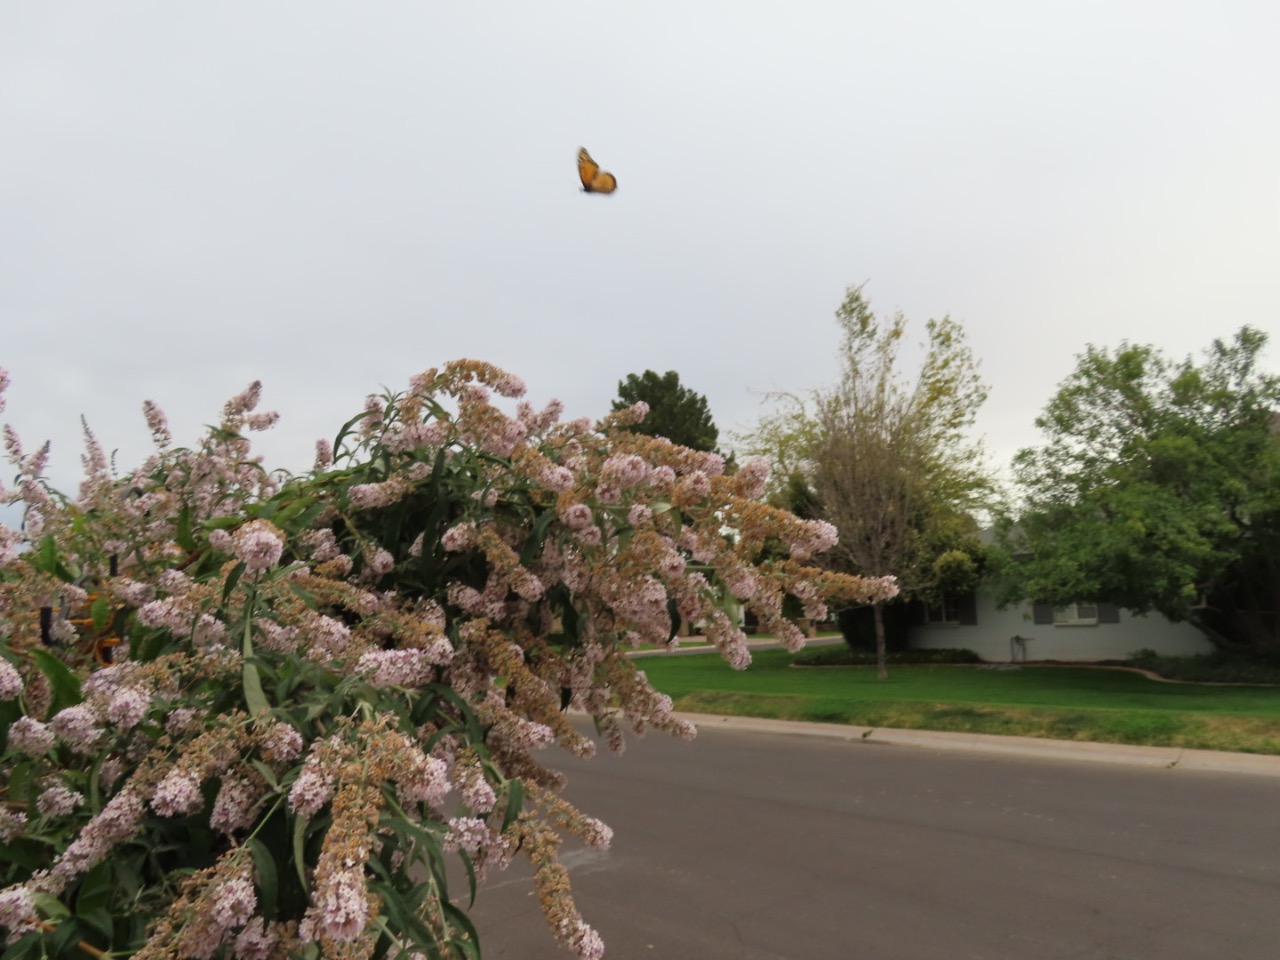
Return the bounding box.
[636,649,1280,754]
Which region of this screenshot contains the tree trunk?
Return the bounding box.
[873,602,888,680]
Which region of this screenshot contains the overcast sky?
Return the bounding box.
[3,2,1277,503]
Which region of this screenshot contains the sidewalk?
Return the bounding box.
[675,711,1280,778]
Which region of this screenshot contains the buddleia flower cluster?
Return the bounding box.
[0,360,896,960]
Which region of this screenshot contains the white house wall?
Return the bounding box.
[910,591,1214,662]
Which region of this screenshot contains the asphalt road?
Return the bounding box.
[468,722,1280,959]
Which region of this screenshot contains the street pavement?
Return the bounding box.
[469,715,1280,959]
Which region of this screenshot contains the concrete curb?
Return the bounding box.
[674,711,1280,778]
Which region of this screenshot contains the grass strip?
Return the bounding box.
[637,649,1280,755]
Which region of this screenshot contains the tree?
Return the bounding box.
[612,369,720,452]
[741,285,994,678]
[997,327,1280,657]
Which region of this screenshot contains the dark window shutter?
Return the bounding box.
[1032,603,1054,625]
[957,592,978,626]
[1097,603,1120,624]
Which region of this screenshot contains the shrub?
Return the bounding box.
[0,361,896,960]
[793,646,980,667]
[1124,649,1280,685]
[836,602,912,652]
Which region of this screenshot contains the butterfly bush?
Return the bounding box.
[0,360,896,960]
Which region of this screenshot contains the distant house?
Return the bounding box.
[906,589,1213,662]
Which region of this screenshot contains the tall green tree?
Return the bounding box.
[612,370,720,452]
[997,327,1280,656]
[741,285,994,678]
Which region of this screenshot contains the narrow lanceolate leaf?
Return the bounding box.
[242,620,270,718]
[245,838,279,918]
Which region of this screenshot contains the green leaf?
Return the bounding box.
[30,892,70,922]
[245,837,279,919]
[223,561,246,604]
[176,504,196,552]
[501,778,524,832]
[29,648,82,712]
[242,621,270,718]
[292,815,310,892]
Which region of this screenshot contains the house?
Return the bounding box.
[907,589,1213,662]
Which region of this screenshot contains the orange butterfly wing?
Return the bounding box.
[578,147,617,194]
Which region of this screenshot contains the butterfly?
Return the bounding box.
[578,147,617,194]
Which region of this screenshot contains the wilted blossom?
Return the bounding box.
[7,716,55,756]
[0,660,23,699]
[37,784,85,819]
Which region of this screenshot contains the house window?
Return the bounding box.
[1053,603,1099,625]
[918,592,977,627]
[924,597,962,625]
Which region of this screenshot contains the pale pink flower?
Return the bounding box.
[245,411,278,432]
[288,761,335,817]
[224,381,263,418]
[356,649,433,688]
[234,918,277,960]
[559,503,594,531]
[365,546,395,576]
[49,788,144,890]
[7,717,54,756]
[0,660,22,699]
[457,764,496,814]
[37,785,84,819]
[441,521,475,552]
[314,438,333,470]
[259,721,304,763]
[493,372,526,398]
[539,463,575,491]
[106,687,150,729]
[303,868,368,942]
[211,776,260,835]
[557,918,605,960]
[49,705,103,753]
[0,886,38,939]
[211,875,257,931]
[152,770,204,817]
[736,456,771,498]
[0,810,26,843]
[627,503,652,526]
[233,521,285,573]
[395,746,449,807]
[165,707,207,736]
[442,816,491,855]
